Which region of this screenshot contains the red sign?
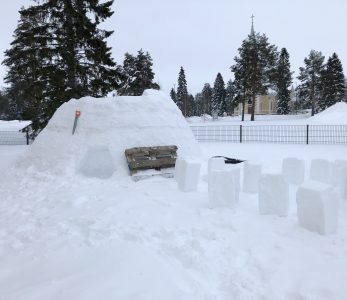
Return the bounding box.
[75,110,81,117]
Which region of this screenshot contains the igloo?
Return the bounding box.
[17,90,201,179]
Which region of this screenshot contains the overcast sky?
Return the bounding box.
[1,0,347,94]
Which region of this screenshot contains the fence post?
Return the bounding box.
[240,125,242,143]
[306,125,309,145]
[26,128,29,145]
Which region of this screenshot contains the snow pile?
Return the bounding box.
[308,102,347,124]
[14,90,200,178]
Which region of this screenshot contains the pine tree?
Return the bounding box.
[194,93,203,116]
[118,49,159,96]
[320,53,345,110]
[231,26,278,121]
[212,73,226,116]
[225,79,237,115]
[274,48,293,114]
[0,90,10,119]
[297,50,325,116]
[2,6,51,127]
[201,83,213,115]
[176,67,188,116]
[3,0,121,133]
[187,94,195,117]
[170,87,177,104]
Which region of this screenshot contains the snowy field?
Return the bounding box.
[0,120,31,131]
[0,94,346,300]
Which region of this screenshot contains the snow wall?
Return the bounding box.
[16,90,201,178]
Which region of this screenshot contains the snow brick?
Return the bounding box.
[243,162,262,193]
[258,174,289,217]
[282,157,305,185]
[331,160,347,193]
[208,169,239,209]
[177,159,201,192]
[296,181,339,235]
[309,159,333,184]
[208,157,225,174]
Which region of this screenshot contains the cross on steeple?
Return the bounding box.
[250,14,255,36]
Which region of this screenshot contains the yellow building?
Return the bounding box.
[234,94,277,115]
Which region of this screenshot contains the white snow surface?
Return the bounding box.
[308,102,347,124]
[0,120,31,130]
[187,102,347,125]
[1,103,347,299]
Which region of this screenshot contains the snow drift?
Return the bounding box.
[308,101,347,124]
[14,90,200,178]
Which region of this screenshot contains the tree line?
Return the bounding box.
[171,28,346,121]
[1,3,346,130]
[0,0,159,132]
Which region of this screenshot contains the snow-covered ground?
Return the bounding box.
[0,94,346,300]
[188,101,347,126]
[0,120,31,131]
[0,143,346,300]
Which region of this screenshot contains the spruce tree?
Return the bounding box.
[170,88,177,104]
[2,6,51,127]
[201,83,213,115]
[0,90,10,119]
[194,93,203,116]
[187,94,195,117]
[176,67,188,116]
[320,53,345,110]
[225,80,237,115]
[212,73,226,116]
[231,27,277,121]
[118,49,159,96]
[297,50,325,116]
[3,0,121,133]
[274,48,293,114]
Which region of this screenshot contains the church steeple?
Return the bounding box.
[250,14,255,36]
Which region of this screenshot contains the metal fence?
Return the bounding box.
[190,124,347,145]
[0,130,30,145]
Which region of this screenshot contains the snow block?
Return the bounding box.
[296,181,339,235]
[78,146,115,179]
[243,162,262,193]
[258,174,289,217]
[208,157,225,174]
[174,157,184,181]
[331,160,347,191]
[208,169,240,209]
[177,160,201,192]
[282,157,305,185]
[309,159,333,184]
